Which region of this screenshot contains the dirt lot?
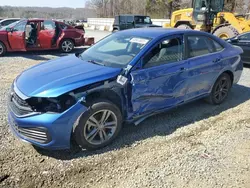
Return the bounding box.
[1,30,250,188]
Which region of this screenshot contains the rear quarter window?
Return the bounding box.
[187,36,216,58]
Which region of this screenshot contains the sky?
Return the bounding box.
[1,0,86,8]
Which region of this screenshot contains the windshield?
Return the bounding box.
[0,21,19,30]
[193,0,223,12]
[134,16,152,24]
[79,33,151,68]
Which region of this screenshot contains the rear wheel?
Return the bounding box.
[60,39,74,53]
[0,42,6,57]
[73,100,122,150]
[176,24,192,29]
[206,73,232,105]
[213,25,239,39]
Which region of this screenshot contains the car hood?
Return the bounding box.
[15,55,122,98]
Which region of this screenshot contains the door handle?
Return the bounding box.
[213,58,221,63]
[180,67,187,71]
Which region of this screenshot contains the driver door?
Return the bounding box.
[130,35,189,117]
[8,20,27,51]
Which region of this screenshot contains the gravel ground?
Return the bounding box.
[1,30,250,188]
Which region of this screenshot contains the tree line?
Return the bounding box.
[85,0,250,18]
[0,6,96,19]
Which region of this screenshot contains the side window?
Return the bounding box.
[143,37,183,68]
[2,20,12,26]
[59,23,68,30]
[13,21,26,32]
[120,16,126,24]
[238,33,250,40]
[211,39,224,52]
[41,20,55,30]
[187,36,214,58]
[127,16,134,23]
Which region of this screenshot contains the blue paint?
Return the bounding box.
[8,28,243,150]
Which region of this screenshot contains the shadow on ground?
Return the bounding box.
[35,84,250,160]
[4,47,87,61]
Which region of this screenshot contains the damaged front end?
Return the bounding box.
[8,83,90,149]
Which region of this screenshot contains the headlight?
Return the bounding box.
[27,94,77,113]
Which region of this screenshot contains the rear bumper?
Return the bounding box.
[75,36,95,46]
[8,101,88,150]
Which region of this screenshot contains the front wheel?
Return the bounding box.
[73,100,122,150]
[60,39,74,53]
[206,73,232,105]
[0,42,6,57]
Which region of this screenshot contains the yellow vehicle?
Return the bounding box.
[167,0,250,39]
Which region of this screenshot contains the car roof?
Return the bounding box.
[0,18,20,22]
[117,28,210,39]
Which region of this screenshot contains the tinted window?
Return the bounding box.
[238,33,250,40]
[120,16,126,23]
[187,36,214,58]
[41,20,55,30]
[2,20,13,26]
[143,37,183,68]
[127,16,134,23]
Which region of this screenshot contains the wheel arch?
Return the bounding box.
[85,89,123,114]
[174,21,193,29]
[60,38,75,45]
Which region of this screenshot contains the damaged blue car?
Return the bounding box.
[8,28,243,150]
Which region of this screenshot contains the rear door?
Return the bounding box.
[38,20,55,49]
[126,16,134,29]
[130,35,189,116]
[232,33,250,63]
[8,20,27,50]
[185,35,224,100]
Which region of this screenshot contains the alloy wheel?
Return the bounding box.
[0,43,3,55]
[83,110,118,145]
[62,40,74,52]
[214,77,230,103]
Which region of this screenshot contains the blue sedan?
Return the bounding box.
[8,28,243,150]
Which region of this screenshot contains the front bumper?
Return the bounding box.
[8,101,88,150]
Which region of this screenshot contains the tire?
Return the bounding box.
[0,42,6,57]
[213,25,239,39]
[60,39,74,53]
[206,73,232,105]
[73,100,123,150]
[112,29,119,33]
[176,24,192,30]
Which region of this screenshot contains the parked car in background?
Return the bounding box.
[226,32,250,64]
[8,28,243,150]
[112,14,161,32]
[0,18,20,29]
[0,18,94,56]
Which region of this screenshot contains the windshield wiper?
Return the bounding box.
[87,60,105,66]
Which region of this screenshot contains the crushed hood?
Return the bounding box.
[15,55,121,98]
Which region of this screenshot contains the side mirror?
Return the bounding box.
[6,27,13,32]
[231,38,238,42]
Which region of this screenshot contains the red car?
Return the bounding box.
[0,19,94,56]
